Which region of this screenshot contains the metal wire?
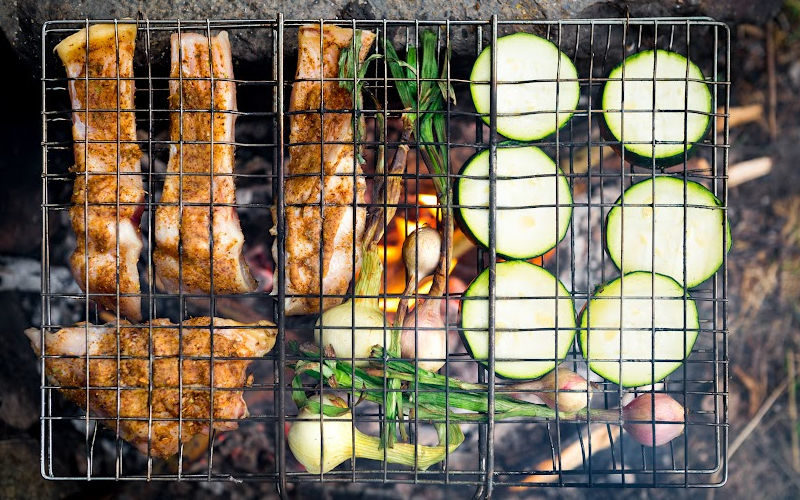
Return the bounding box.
[39,16,729,492]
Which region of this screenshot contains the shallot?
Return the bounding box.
[621,393,685,446]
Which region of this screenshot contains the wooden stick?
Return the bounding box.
[728,156,773,188]
[510,425,621,488]
[718,104,765,131]
[663,156,711,174]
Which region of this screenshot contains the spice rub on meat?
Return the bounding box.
[55,24,145,321]
[271,25,374,315]
[154,32,257,294]
[26,317,276,458]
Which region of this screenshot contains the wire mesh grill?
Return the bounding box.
[39,16,730,491]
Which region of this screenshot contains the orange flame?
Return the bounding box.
[377,183,457,316]
[380,258,458,314]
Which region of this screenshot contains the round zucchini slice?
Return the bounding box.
[460,261,576,379]
[470,33,580,141]
[605,177,731,288]
[601,49,712,167]
[579,272,699,387]
[455,146,572,260]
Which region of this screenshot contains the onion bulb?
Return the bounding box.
[397,227,448,371]
[314,301,386,366]
[510,367,592,412]
[315,247,386,366]
[288,394,355,473]
[401,297,447,372]
[622,393,685,446]
[288,393,464,473]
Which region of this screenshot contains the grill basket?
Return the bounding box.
[39,16,730,493]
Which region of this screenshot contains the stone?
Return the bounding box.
[1,0,784,69]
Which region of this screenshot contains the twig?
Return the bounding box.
[733,365,767,417]
[729,378,788,458]
[738,24,766,39]
[766,21,778,141]
[510,425,621,488]
[789,350,800,473]
[663,156,711,174]
[707,377,787,499]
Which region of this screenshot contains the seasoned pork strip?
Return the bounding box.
[154,32,257,294]
[56,24,144,322]
[25,317,276,459]
[271,26,374,315]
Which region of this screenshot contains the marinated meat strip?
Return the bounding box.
[154,32,257,294]
[55,24,144,322]
[271,25,374,315]
[25,317,276,458]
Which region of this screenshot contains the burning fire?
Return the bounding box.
[378,184,454,315]
[373,179,553,316]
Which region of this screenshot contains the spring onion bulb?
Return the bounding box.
[509,367,593,412]
[401,297,447,372]
[288,394,464,473]
[386,31,455,378]
[314,246,387,366]
[397,226,447,371]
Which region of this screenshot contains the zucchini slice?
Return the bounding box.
[470,33,580,141]
[601,49,712,167]
[579,272,699,387]
[460,261,576,379]
[455,146,572,260]
[605,177,731,288]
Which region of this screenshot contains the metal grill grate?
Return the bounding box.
[39,16,730,492]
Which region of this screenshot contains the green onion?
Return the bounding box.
[338,29,382,150]
[288,394,464,473]
[336,34,407,448]
[290,343,569,423]
[386,31,455,339]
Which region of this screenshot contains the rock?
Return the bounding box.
[1,0,784,70]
